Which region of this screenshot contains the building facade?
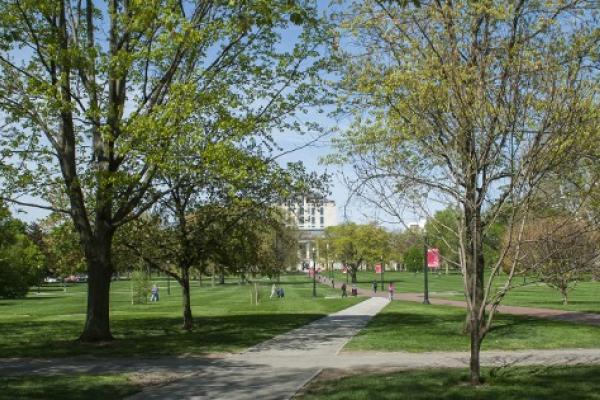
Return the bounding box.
[281,196,337,268]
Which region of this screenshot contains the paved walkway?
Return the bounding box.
[126,297,390,400]
[317,275,600,326]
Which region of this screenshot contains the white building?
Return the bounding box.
[280,195,337,268]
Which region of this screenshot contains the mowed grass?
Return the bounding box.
[345,301,600,352]
[329,271,600,313]
[295,365,600,400]
[0,274,362,358]
[0,374,141,400]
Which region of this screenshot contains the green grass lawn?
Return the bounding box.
[0,274,361,358]
[345,301,600,352]
[294,365,600,400]
[328,271,600,313]
[0,374,141,400]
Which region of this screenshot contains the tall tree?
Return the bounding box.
[331,0,599,384]
[0,0,329,341]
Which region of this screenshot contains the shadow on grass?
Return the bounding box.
[0,374,141,400]
[298,366,600,400]
[0,313,327,358]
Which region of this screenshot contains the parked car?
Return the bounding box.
[43,276,59,283]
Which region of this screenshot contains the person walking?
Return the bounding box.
[150,284,159,302]
[388,282,395,301]
[270,284,277,299]
[372,280,378,294]
[341,282,347,298]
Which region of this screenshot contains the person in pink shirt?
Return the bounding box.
[388,282,395,301]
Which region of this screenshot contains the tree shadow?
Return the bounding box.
[0,313,331,359]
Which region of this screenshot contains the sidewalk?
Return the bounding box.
[316,275,600,327]
[126,297,390,400]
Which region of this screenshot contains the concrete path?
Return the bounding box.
[126,297,390,400]
[317,275,600,326]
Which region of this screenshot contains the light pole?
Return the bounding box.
[423,234,430,304]
[312,247,317,297]
[380,256,384,293]
[326,243,331,281]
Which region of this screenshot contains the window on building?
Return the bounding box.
[320,216,324,225]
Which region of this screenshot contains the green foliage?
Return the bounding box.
[321,222,391,282]
[0,206,44,298]
[130,269,150,305]
[403,245,423,273]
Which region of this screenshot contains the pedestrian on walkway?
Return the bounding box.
[372,280,378,294]
[341,282,347,297]
[150,284,159,302]
[388,282,395,301]
[351,283,358,296]
[331,278,335,289]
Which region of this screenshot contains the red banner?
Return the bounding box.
[427,248,440,268]
[375,263,382,274]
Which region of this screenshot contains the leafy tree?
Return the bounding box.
[37,215,86,279]
[0,0,330,341]
[323,223,391,283]
[403,245,423,273]
[0,206,44,298]
[331,0,598,384]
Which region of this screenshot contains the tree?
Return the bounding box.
[120,146,318,330]
[505,217,599,305]
[36,215,86,279]
[331,1,598,384]
[0,0,330,341]
[0,205,44,298]
[323,223,391,283]
[403,245,423,273]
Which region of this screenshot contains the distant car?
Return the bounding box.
[43,276,59,283]
[76,274,88,282]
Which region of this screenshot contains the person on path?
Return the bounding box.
[388,282,395,301]
[150,284,159,302]
[270,284,277,299]
[372,280,378,294]
[331,278,335,289]
[351,283,358,296]
[341,282,347,298]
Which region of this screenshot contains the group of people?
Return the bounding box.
[270,284,285,299]
[340,281,396,300]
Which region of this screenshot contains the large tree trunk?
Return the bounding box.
[181,267,193,331]
[351,269,357,283]
[79,238,114,342]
